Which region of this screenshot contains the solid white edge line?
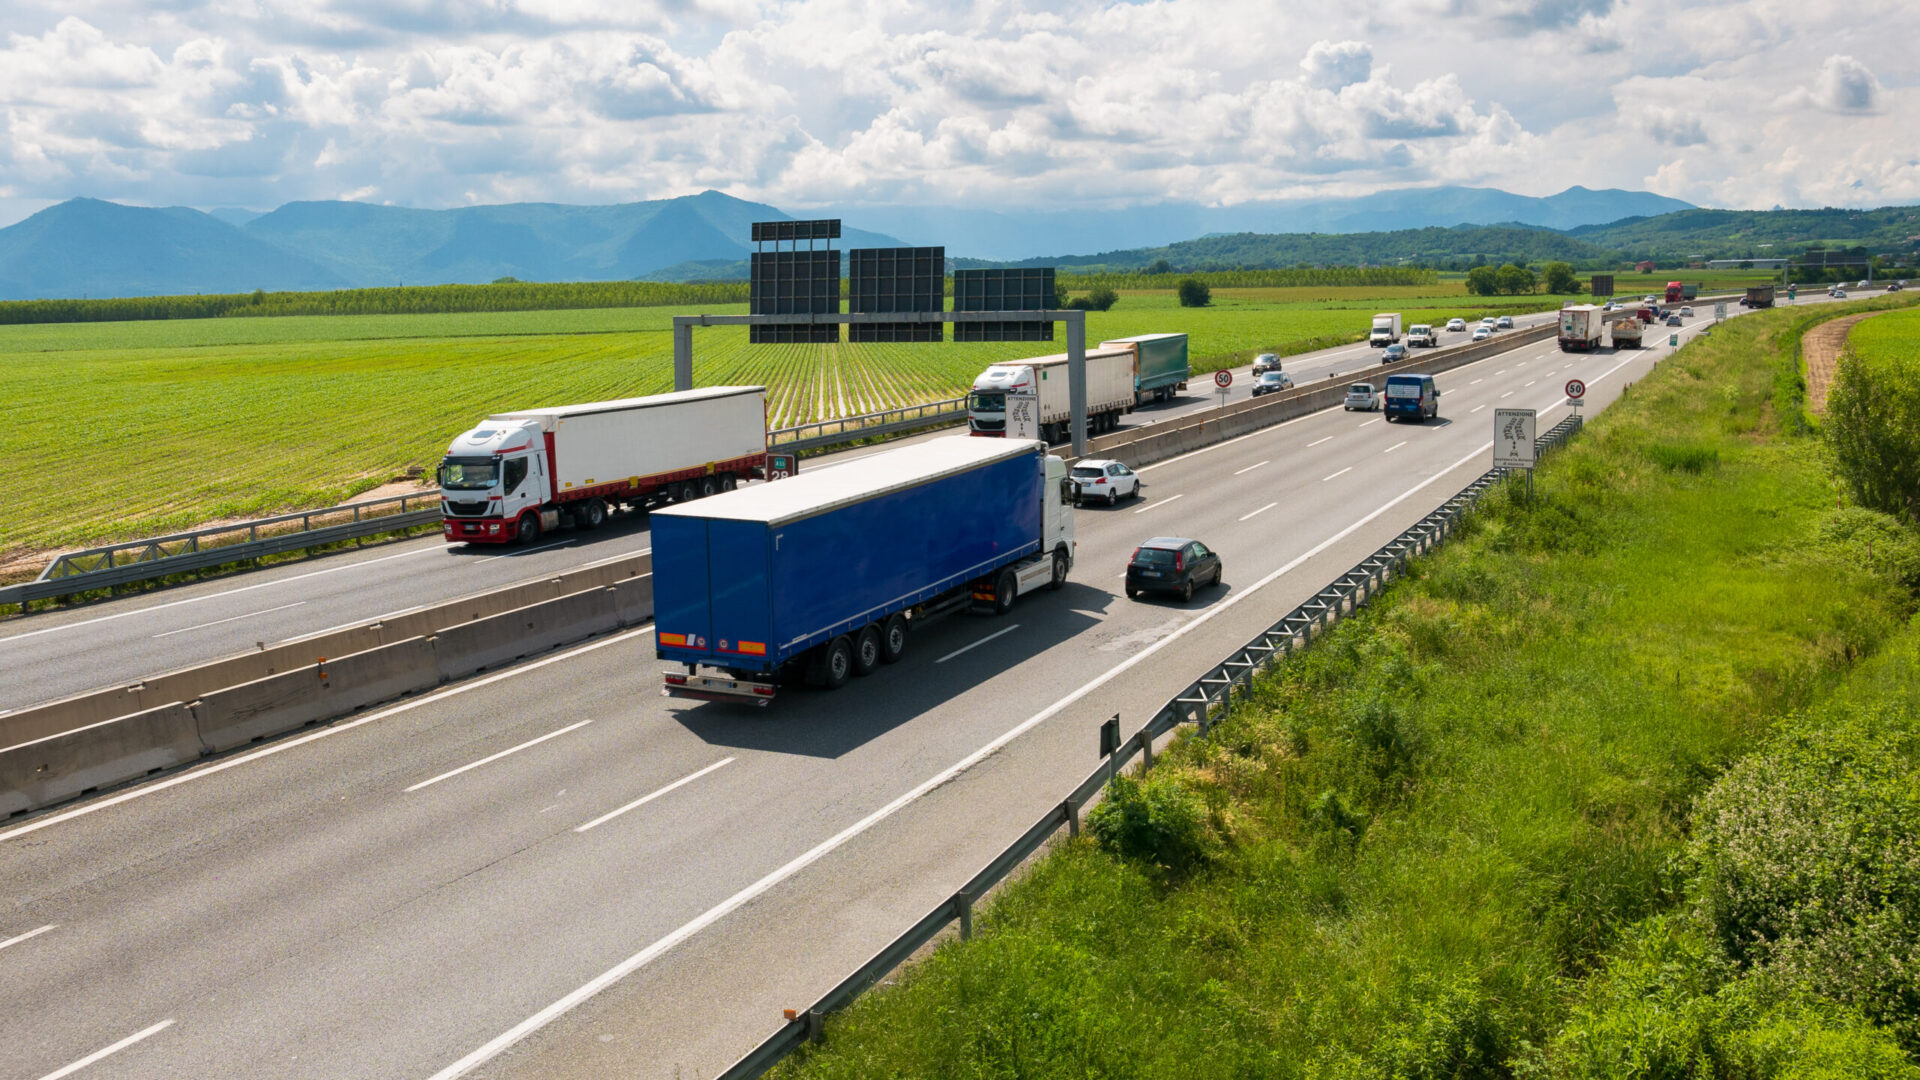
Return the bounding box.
[1231,460,1270,476]
[36,1019,175,1080]
[424,434,1507,1080]
[151,600,307,639]
[1132,494,1184,515]
[1239,502,1278,522]
[0,625,654,843]
[575,758,737,833]
[935,623,1022,664]
[1322,466,1353,482]
[405,720,595,793]
[0,923,56,951]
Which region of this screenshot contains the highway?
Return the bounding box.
[0,298,1797,1080]
[0,304,1573,713]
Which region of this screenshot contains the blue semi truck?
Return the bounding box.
[653,437,1076,704]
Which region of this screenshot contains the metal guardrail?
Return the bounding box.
[1,493,443,612]
[716,413,1585,1080]
[768,397,968,453]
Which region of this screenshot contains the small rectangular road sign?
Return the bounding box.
[1494,408,1537,469]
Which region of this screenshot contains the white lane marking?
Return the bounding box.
[0,923,55,951]
[423,433,1507,1080]
[936,624,1022,664]
[1496,369,1508,375]
[0,547,441,645]
[1307,436,1333,448]
[37,1019,174,1080]
[1501,391,1515,399]
[1322,466,1353,482]
[486,539,575,560]
[1133,494,1185,515]
[575,758,736,833]
[1470,404,1487,414]
[1470,378,1483,385]
[405,720,595,793]
[1525,380,1537,387]
[1383,441,1408,454]
[1358,418,1381,427]
[150,601,306,639]
[0,626,654,842]
[1232,460,1270,476]
[1239,502,1278,522]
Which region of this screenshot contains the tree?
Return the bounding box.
[1827,346,1920,523]
[1177,278,1211,307]
[1085,285,1118,311]
[1465,266,1500,296]
[1495,263,1537,295]
[1542,261,1578,294]
[1146,258,1173,275]
[1053,280,1071,309]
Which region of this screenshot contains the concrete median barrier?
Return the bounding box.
[611,575,654,627]
[0,702,201,817]
[433,586,621,683]
[192,636,440,753]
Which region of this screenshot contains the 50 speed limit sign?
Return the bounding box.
[1564,378,1586,400]
[1214,369,1233,389]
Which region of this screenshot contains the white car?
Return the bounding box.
[1069,459,1140,505]
[1859,280,1871,288]
[1480,316,1498,331]
[1344,382,1379,411]
[1680,306,1693,317]
[1644,295,1659,304]
[1472,327,1493,341]
[1446,318,1467,332]
[1495,315,1515,329]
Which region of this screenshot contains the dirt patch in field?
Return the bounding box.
[1803,312,1885,415]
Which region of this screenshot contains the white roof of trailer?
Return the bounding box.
[984,345,1132,371]
[1099,333,1186,344]
[490,386,763,426]
[656,436,1041,527]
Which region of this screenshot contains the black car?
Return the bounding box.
[1125,536,1223,602]
[1250,370,1294,397]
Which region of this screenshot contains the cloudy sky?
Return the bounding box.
[0,0,1914,226]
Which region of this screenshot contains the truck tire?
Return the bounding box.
[822,636,853,690]
[699,476,719,498]
[1050,549,1069,589]
[578,498,607,530]
[880,614,909,663]
[993,568,1018,615]
[720,474,737,491]
[516,513,540,544]
[677,481,699,503]
[853,625,882,676]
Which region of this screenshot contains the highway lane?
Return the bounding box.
[0,301,1573,713]
[0,309,1744,1079]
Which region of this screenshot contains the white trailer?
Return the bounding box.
[967,346,1139,443]
[1558,305,1606,351]
[439,386,769,545]
[1369,313,1402,346]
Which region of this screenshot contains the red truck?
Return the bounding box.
[1664,281,1684,303]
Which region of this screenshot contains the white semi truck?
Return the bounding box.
[1558,304,1607,352]
[1369,313,1402,347]
[438,386,769,545]
[967,345,1138,443]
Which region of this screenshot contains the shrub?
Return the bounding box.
[1085,285,1119,311]
[1087,771,1221,873]
[1826,343,1920,523]
[1177,278,1212,307]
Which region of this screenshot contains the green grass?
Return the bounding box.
[4,286,1582,556]
[768,303,1920,1078]
[1849,307,1920,366]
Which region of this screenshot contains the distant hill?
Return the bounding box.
[0,191,904,300]
[0,198,346,300]
[956,223,1624,273]
[1571,206,1920,259]
[844,186,1694,260]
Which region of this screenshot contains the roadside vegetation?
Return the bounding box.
[771,298,1920,1078]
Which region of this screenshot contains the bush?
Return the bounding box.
[1827,343,1920,524]
[1543,261,1578,294]
[1177,278,1212,307]
[1087,771,1221,873]
[1465,266,1499,296]
[1085,285,1118,311]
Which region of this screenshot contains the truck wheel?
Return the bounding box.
[516,513,540,544]
[853,625,882,676]
[579,498,607,529]
[676,481,699,503]
[993,568,1018,615]
[699,476,719,497]
[1049,549,1069,590]
[880,614,909,663]
[720,474,737,491]
[822,636,853,690]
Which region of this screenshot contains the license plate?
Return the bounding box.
[1137,570,1160,578]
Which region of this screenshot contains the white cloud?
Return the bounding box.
[1811,54,1881,113]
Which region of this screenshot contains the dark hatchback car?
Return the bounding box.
[1125,536,1223,602]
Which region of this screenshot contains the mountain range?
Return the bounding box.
[0,186,1698,301]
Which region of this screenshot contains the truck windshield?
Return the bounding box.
[969,391,1005,413]
[439,457,499,490]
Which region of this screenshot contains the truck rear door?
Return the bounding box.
[707,519,774,668]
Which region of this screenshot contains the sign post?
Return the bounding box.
[1213,368,1232,409]
[1564,378,1586,418]
[1495,407,1537,495]
[1006,389,1040,441]
[1715,301,1728,322]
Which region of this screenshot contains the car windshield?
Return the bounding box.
[439,457,499,490]
[1070,466,1103,479]
[1349,385,1372,395]
[1133,547,1177,566]
[1260,372,1284,382]
[968,391,1005,413]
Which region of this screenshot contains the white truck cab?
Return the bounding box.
[439,419,554,543]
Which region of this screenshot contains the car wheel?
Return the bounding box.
[853,625,882,676]
[880,614,909,663]
[1106,488,1118,507]
[1213,564,1224,588]
[1180,578,1194,603]
[1125,585,1139,599]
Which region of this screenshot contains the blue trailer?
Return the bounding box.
[653,437,1076,704]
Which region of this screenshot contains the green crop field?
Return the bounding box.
[7,286,1575,558]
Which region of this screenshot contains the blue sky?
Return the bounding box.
[0,0,1912,226]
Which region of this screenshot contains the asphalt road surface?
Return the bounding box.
[0,299,1788,1080]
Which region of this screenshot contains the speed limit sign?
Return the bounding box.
[1214,369,1233,389]
[1564,379,1586,400]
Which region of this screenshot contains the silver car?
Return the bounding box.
[1251,353,1283,375]
[1344,382,1379,411]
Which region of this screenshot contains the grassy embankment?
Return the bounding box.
[5,286,1572,557]
[771,296,1920,1077]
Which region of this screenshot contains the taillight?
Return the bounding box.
[1095,477,1106,485]
[665,674,687,685]
[752,686,775,697]
[1175,552,1185,572]
[1130,548,1140,563]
